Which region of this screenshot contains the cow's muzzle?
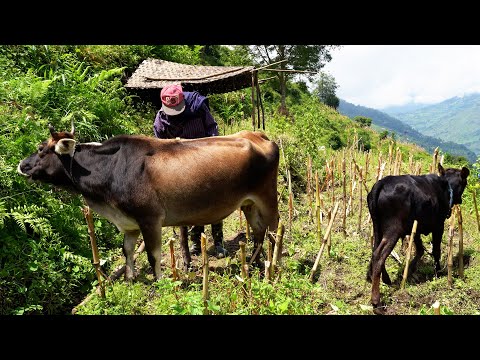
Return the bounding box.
[17,161,31,177]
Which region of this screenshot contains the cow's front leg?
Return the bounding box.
[123,230,141,281]
[141,221,164,280]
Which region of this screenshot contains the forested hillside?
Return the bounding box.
[2,45,480,316]
[391,93,480,156]
[338,99,477,163]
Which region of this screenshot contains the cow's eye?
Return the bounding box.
[38,144,44,152]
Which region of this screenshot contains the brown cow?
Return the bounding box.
[17,123,280,280]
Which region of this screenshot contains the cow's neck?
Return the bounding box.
[60,144,114,198]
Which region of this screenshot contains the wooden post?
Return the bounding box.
[272,221,285,273]
[82,205,105,298]
[409,153,414,174]
[433,300,441,315]
[400,220,418,289]
[357,165,363,233]
[201,233,209,314]
[348,164,356,216]
[309,201,340,281]
[457,205,464,280]
[393,148,399,175]
[315,170,322,242]
[239,241,248,281]
[254,72,265,130]
[364,150,370,183]
[330,158,335,206]
[447,210,456,287]
[472,189,480,232]
[388,141,394,176]
[417,162,422,175]
[288,169,293,242]
[431,147,439,174]
[307,155,313,218]
[326,208,332,255]
[168,238,178,281]
[238,208,243,231]
[265,231,273,282]
[251,71,256,130]
[342,154,347,238]
[395,148,402,175]
[239,240,249,300]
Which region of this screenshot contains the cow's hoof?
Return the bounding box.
[372,305,386,315]
[215,245,229,258]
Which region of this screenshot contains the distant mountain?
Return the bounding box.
[381,102,429,114]
[392,93,480,156]
[338,99,477,163]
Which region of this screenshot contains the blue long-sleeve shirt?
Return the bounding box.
[153,91,219,139]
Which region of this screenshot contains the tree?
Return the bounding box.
[244,45,340,115]
[353,115,372,127]
[314,71,339,109]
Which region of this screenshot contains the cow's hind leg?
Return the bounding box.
[123,230,141,281]
[139,220,164,280]
[371,237,398,314]
[366,224,383,283]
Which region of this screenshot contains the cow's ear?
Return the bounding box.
[461,167,470,179]
[438,163,445,176]
[55,138,76,157]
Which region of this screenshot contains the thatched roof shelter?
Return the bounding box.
[125,58,255,108]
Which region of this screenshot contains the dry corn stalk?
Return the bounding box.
[309,201,340,282]
[447,210,456,287]
[472,189,480,232]
[400,220,418,289]
[357,165,363,233]
[457,205,464,279]
[82,205,105,298]
[201,233,209,313]
[272,221,285,272]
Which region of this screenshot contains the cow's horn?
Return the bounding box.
[48,123,56,136]
[70,119,75,136]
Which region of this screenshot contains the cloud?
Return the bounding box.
[322,45,480,109]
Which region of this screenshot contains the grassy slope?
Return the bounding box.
[74,102,480,315]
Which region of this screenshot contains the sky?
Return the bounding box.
[321,45,480,110]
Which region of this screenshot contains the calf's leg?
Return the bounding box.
[408,233,424,276]
[371,237,398,314]
[431,226,444,273]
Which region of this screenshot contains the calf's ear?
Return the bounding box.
[438,163,445,176]
[461,167,470,179]
[55,138,76,157]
